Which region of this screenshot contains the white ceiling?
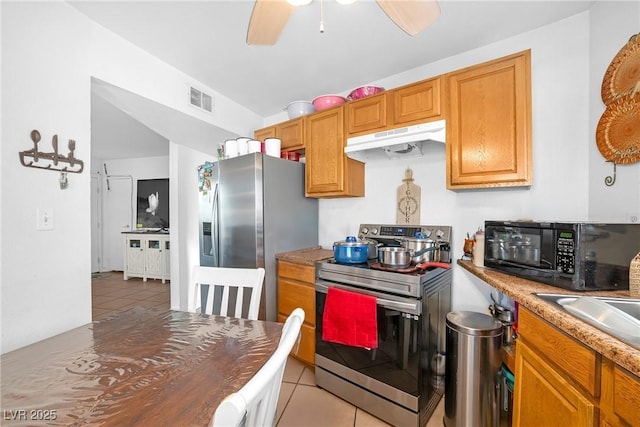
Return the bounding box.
[73,0,595,159]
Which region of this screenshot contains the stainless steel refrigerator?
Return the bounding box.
[197,153,318,321]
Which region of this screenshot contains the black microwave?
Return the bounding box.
[484,221,640,291]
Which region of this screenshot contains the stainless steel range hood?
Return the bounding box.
[345,119,445,161]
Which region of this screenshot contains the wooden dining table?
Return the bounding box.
[1,307,283,426]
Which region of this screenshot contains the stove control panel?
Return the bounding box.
[359,224,452,243]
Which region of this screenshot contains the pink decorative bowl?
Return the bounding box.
[347,86,385,101]
[312,95,347,112]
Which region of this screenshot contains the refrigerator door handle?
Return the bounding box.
[211,182,219,266]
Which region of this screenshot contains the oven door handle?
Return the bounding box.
[315,280,420,314]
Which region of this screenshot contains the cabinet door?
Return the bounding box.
[254,125,277,142]
[126,238,145,275]
[391,76,443,125]
[346,92,388,135]
[279,118,305,151]
[446,50,532,189]
[305,107,364,197]
[278,313,316,365]
[513,340,597,427]
[145,238,163,277]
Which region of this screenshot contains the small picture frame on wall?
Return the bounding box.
[136,178,169,230]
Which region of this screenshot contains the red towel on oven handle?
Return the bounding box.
[322,287,378,349]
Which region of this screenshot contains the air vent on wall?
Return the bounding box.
[189,84,214,114]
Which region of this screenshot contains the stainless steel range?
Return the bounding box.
[315,224,453,427]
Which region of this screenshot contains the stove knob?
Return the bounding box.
[361,227,369,235]
[371,227,379,235]
[422,229,432,238]
[435,229,445,239]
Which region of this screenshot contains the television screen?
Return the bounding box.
[136,178,169,229]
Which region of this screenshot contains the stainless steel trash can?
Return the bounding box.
[444,311,503,427]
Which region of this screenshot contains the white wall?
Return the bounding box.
[588,2,640,222]
[1,2,93,353]
[316,4,640,314]
[170,143,215,311]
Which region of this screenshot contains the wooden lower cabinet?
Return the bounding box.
[600,358,640,426]
[277,260,317,365]
[514,307,640,427]
[514,340,597,426]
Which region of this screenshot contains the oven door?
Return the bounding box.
[315,279,423,401]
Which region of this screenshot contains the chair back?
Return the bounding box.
[192,265,265,320]
[211,308,305,427]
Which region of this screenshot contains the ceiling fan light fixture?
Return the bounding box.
[287,0,312,6]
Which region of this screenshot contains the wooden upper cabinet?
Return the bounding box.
[346,77,443,136]
[346,92,388,136]
[254,125,277,143]
[278,118,305,151]
[305,106,364,198]
[254,117,305,151]
[446,50,532,189]
[392,76,444,125]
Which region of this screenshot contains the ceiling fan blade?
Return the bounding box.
[376,0,441,36]
[247,0,295,45]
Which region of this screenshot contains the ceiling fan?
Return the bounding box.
[247,0,441,45]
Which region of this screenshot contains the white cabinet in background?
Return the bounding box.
[123,233,170,283]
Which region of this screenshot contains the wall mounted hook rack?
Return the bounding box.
[18,129,84,173]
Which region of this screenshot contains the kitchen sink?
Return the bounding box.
[533,293,640,350]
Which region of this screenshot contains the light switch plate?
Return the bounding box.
[37,208,54,230]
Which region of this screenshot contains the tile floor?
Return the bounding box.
[91,272,445,427]
[91,271,171,321]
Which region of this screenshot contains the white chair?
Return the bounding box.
[192,265,266,320]
[211,308,305,427]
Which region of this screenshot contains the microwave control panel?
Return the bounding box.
[555,230,575,274]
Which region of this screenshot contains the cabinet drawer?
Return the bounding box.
[278,278,315,322]
[518,308,600,396]
[278,314,315,365]
[613,365,640,424]
[278,260,316,284]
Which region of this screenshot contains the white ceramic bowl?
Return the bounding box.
[285,101,315,119]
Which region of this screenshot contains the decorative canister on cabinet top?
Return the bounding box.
[631,252,640,297]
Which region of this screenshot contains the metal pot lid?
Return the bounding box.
[446,311,503,336]
[334,236,368,247]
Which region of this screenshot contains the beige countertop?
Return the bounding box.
[275,246,334,266]
[457,260,640,377]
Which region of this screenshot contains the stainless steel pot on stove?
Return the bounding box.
[378,246,441,268]
[361,238,382,259]
[400,237,451,264]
